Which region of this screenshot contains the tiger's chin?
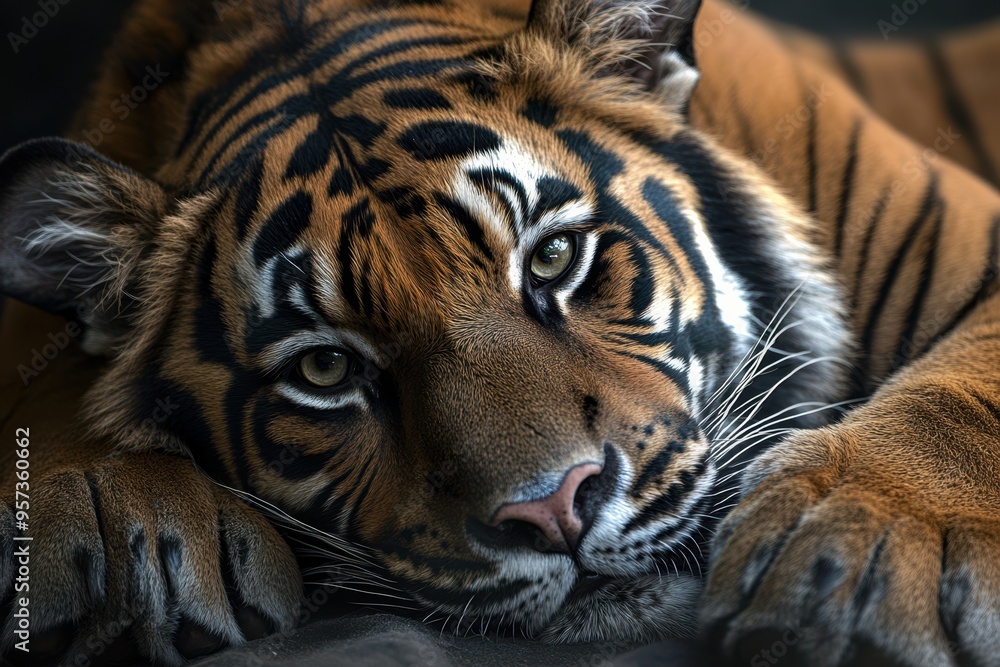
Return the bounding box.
[538,571,703,644]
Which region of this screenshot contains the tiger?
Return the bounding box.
[2,0,1000,665]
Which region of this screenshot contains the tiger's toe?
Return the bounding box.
[703,477,967,667]
[2,452,301,666]
[938,517,1000,667]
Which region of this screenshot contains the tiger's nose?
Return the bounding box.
[490,462,603,553]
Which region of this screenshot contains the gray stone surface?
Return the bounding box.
[192,614,720,667]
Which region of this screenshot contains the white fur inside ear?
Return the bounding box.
[652,51,700,108]
[1,168,138,355]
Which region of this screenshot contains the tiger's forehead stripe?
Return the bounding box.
[181,13,495,186]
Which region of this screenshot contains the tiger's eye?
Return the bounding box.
[530,233,575,282]
[299,350,350,388]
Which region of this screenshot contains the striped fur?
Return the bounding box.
[1,0,1000,663]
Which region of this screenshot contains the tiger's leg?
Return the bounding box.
[0,302,302,665]
[694,2,1000,664]
[703,299,1000,665]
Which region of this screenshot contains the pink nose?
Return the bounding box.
[490,463,603,552]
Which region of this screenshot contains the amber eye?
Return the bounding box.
[298,349,350,388]
[530,233,576,283]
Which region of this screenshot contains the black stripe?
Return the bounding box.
[243,254,316,358]
[286,112,334,179]
[623,463,705,534]
[198,105,302,188]
[223,370,260,490]
[322,54,470,108]
[344,467,377,538]
[859,173,940,374]
[409,576,530,610]
[451,68,499,102]
[925,39,998,186]
[572,231,616,305]
[556,130,668,258]
[834,118,863,258]
[182,19,451,159]
[398,121,501,161]
[850,533,888,618]
[358,259,374,318]
[651,491,714,545]
[470,169,527,212]
[630,440,687,499]
[134,372,234,486]
[381,544,497,579]
[377,186,427,219]
[197,47,471,185]
[304,453,372,532]
[523,98,557,128]
[234,156,265,241]
[434,194,494,261]
[194,237,235,365]
[252,192,313,267]
[850,187,892,312]
[383,87,452,110]
[337,198,377,313]
[619,329,675,349]
[620,237,656,316]
[626,353,690,395]
[936,214,1000,339]
[892,201,945,370]
[287,110,386,181]
[244,253,316,357]
[534,176,582,218]
[638,130,811,362]
[643,177,715,293]
[468,168,528,227]
[244,311,316,360]
[252,400,347,481]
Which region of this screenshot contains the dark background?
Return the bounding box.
[0,0,998,155]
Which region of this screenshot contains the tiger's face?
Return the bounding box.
[0,0,849,644]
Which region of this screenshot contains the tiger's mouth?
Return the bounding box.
[566,571,615,602]
[536,541,708,644]
[390,457,720,645]
[532,491,716,644]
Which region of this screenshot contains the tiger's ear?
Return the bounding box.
[527,0,702,109]
[0,137,168,354]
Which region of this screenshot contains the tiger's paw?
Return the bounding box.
[1,451,301,666]
[701,427,1000,667]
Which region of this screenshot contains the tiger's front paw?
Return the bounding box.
[1,451,301,666]
[701,427,1000,667]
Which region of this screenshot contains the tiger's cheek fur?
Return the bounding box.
[281,304,713,564]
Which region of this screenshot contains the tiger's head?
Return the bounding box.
[0,0,850,643]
